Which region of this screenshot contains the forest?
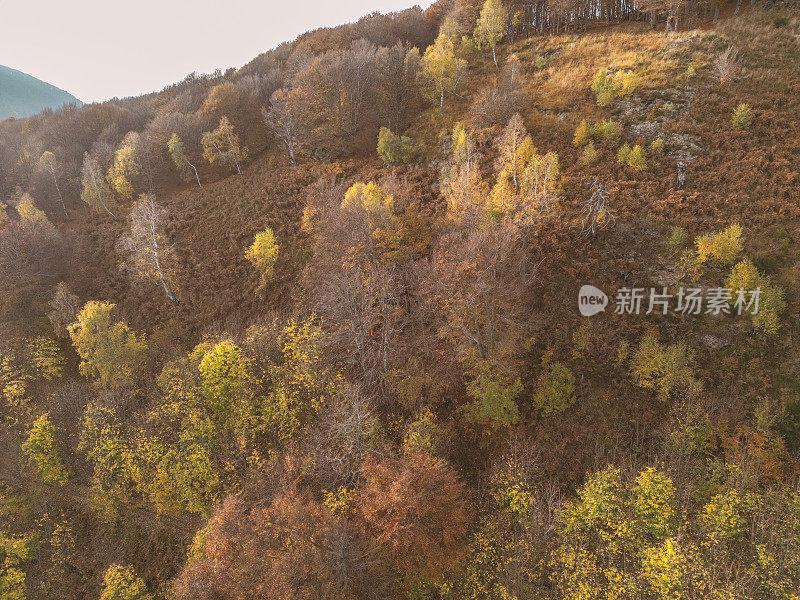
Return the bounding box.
[1,0,800,598]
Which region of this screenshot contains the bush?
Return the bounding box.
[617,143,631,164]
[726,259,786,334]
[580,141,598,165]
[626,144,647,171]
[667,226,689,253]
[631,334,697,401]
[732,103,753,130]
[593,119,622,145]
[695,223,743,265]
[573,120,591,147]
[532,359,576,416]
[613,70,642,96]
[591,70,615,106]
[377,127,418,166]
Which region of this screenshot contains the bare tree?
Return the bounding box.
[38,151,67,217]
[580,177,615,236]
[263,89,300,166]
[117,194,176,302]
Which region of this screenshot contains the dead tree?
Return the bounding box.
[581,177,615,236]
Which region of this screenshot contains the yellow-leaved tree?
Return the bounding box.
[245,227,279,293]
[68,301,147,389]
[474,0,507,68]
[421,34,466,114]
[107,132,141,200]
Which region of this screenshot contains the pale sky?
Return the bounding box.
[0,0,435,103]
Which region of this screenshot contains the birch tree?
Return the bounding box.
[421,34,466,114]
[167,133,201,187]
[38,151,67,217]
[117,194,176,302]
[201,116,246,175]
[262,89,300,167]
[475,0,507,68]
[80,153,116,218]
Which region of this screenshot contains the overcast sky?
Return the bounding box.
[0,0,435,103]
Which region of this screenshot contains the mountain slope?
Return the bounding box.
[0,64,82,120]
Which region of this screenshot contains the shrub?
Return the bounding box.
[99,564,153,600]
[626,144,647,171]
[695,224,743,265]
[593,119,622,145]
[613,70,642,96]
[617,143,631,164]
[667,226,688,253]
[580,142,598,165]
[532,360,576,416]
[377,127,418,166]
[732,103,753,130]
[573,120,591,147]
[726,259,786,334]
[649,138,665,155]
[591,70,615,106]
[631,334,697,401]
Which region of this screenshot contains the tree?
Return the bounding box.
[38,151,67,217]
[117,194,177,301]
[68,301,146,388]
[532,358,576,416]
[167,133,201,187]
[47,282,80,338]
[263,88,300,166]
[421,34,466,114]
[245,227,279,292]
[22,412,68,484]
[107,132,141,200]
[80,153,116,218]
[201,116,245,175]
[475,0,507,68]
[376,127,417,166]
[99,565,153,600]
[356,453,472,584]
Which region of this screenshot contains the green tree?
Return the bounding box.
[68,301,147,388]
[732,103,753,130]
[474,0,507,68]
[168,133,201,187]
[377,127,418,166]
[532,360,576,416]
[22,413,68,484]
[463,364,523,428]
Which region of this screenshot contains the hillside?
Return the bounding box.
[1,2,800,600]
[0,64,82,120]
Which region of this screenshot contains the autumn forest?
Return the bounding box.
[1,0,800,599]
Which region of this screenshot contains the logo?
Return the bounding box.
[578,285,609,317]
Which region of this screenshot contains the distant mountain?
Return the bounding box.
[0,65,82,120]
